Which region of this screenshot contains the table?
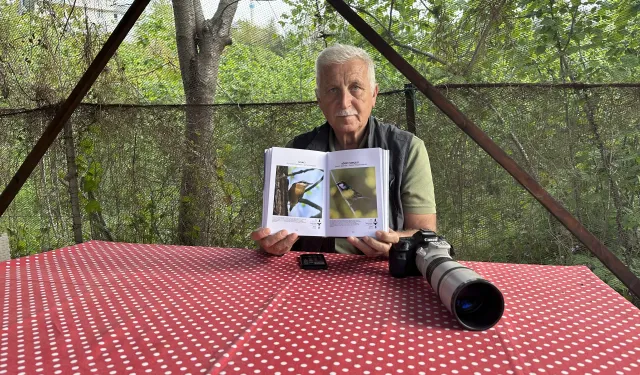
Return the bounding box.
[1,241,639,375]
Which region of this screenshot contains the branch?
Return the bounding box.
[204,0,238,50]
[54,0,78,57]
[329,171,355,216]
[388,0,395,32]
[314,0,330,46]
[86,191,115,241]
[352,5,448,66]
[509,131,538,181]
[298,197,322,212]
[464,0,507,76]
[3,59,32,102]
[418,0,438,16]
[211,0,241,28]
[287,168,319,176]
[563,4,580,53]
[193,0,205,31]
[0,65,8,99]
[57,175,70,188]
[305,176,324,192]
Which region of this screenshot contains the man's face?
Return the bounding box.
[316,59,378,138]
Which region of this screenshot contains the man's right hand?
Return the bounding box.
[250,227,299,256]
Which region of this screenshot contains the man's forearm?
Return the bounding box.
[401,213,437,237]
[395,228,432,239]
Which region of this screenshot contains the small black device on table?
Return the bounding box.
[298,254,328,270]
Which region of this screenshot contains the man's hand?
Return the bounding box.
[347,230,400,257]
[250,227,298,256]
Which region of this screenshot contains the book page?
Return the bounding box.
[262,149,273,228]
[326,148,389,237]
[262,147,327,236]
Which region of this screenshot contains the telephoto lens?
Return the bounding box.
[389,230,504,331]
[415,240,504,331]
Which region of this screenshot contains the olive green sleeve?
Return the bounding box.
[401,137,437,214]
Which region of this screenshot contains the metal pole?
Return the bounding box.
[404,83,417,134]
[326,0,640,298]
[0,0,151,217]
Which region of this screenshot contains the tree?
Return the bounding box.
[171,0,238,245]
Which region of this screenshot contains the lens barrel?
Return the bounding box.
[417,252,504,331]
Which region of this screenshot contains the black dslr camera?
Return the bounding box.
[389,229,504,331]
[389,229,453,277]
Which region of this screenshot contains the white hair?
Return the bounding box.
[315,44,376,92]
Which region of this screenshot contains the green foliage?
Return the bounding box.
[280,0,639,84]
[116,0,183,103]
[216,23,318,103]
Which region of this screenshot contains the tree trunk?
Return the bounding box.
[559,54,633,266]
[63,121,83,244]
[36,157,50,250]
[87,190,114,241]
[172,0,238,246]
[274,166,289,216]
[580,91,632,266]
[37,115,56,251]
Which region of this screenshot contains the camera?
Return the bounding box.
[389,229,504,331]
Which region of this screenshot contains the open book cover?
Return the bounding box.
[262,147,389,237]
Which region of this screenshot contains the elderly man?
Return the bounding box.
[251,44,436,257]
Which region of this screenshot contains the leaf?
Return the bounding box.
[83,177,98,192]
[540,17,555,27]
[85,199,101,213]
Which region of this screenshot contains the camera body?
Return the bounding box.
[389,229,453,278]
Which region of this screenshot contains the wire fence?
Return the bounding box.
[1,84,639,302]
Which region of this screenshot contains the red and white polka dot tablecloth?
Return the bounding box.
[1,240,639,375]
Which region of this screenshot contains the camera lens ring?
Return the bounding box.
[449,278,505,331]
[435,265,468,297]
[425,256,455,283]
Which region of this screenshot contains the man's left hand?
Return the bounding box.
[347,230,400,257]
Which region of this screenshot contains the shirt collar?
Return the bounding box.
[328,117,371,152]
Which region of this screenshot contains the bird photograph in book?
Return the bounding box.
[272,165,324,218]
[329,167,377,219]
[263,146,388,238]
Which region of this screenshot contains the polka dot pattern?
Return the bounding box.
[1,241,639,375]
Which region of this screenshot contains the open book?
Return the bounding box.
[262,147,389,237]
